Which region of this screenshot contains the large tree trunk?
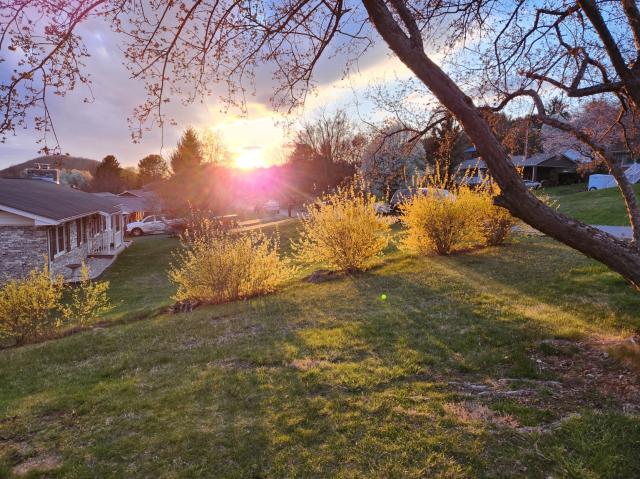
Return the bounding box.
[362,0,640,290]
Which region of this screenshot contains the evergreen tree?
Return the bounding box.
[138,154,168,184]
[170,128,203,175]
[422,113,470,180]
[92,155,124,193]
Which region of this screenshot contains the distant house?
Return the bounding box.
[25,163,60,184]
[93,187,161,222]
[0,179,126,282]
[458,149,589,185]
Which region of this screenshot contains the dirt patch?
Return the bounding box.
[441,337,640,433]
[12,454,61,476]
[307,269,341,284]
[207,358,254,370]
[531,337,640,414]
[443,401,520,428]
[290,358,333,371]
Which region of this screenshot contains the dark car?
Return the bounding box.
[389,187,452,213]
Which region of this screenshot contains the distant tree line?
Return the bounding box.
[85,106,570,210]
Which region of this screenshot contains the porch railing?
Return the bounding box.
[89,231,113,254]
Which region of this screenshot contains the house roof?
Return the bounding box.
[119,188,159,198]
[458,158,487,170]
[102,195,149,214]
[458,150,580,171]
[561,149,591,163]
[510,152,557,167]
[93,190,159,214]
[0,178,121,224]
[115,196,148,214]
[118,189,144,197]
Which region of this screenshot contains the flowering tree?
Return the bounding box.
[361,123,426,198]
[543,100,640,159]
[2,0,640,289]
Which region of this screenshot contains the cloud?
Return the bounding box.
[0,14,422,169]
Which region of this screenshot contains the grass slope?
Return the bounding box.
[1,231,640,477]
[99,235,180,322]
[544,183,640,226]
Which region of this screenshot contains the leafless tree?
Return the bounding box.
[2,0,640,289]
[296,109,365,188]
[197,128,231,165]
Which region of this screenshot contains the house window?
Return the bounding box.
[56,225,65,255]
[76,219,82,247]
[48,228,56,259]
[49,224,66,257]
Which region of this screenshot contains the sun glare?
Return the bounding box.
[235,148,266,169]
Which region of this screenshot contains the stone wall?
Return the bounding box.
[0,222,94,283]
[0,226,49,283]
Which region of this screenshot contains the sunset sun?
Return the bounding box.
[235,148,266,169]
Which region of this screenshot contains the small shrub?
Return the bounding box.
[400,186,478,255]
[0,263,64,345]
[169,229,295,304]
[63,263,113,326]
[473,188,517,246]
[292,185,391,272]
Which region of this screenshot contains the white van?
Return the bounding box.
[588,174,617,191]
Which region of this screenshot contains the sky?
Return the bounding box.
[0,15,416,170]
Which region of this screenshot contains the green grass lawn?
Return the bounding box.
[2,228,640,477]
[99,234,180,322]
[543,183,640,226]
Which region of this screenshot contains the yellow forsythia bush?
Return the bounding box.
[0,263,64,345]
[400,186,479,255]
[292,185,391,272]
[472,187,517,246]
[169,229,296,304]
[63,263,113,326]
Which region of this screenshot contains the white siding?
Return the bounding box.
[0,209,34,226]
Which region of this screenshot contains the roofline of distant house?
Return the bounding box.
[0,202,122,226]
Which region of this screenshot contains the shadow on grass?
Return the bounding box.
[2,235,640,477]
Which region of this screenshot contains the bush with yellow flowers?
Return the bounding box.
[169,227,296,305]
[399,186,479,255]
[472,186,518,247]
[0,262,64,345]
[63,263,113,326]
[292,185,392,272]
[0,261,113,346]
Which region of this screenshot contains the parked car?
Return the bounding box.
[458,175,485,188]
[126,215,184,236]
[388,187,452,214]
[588,174,617,191]
[263,200,280,215]
[373,201,392,215]
[524,180,542,190]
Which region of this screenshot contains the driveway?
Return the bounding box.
[592,225,633,239]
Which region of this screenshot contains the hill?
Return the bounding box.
[0,154,100,178]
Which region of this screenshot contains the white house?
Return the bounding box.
[0,178,126,282]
